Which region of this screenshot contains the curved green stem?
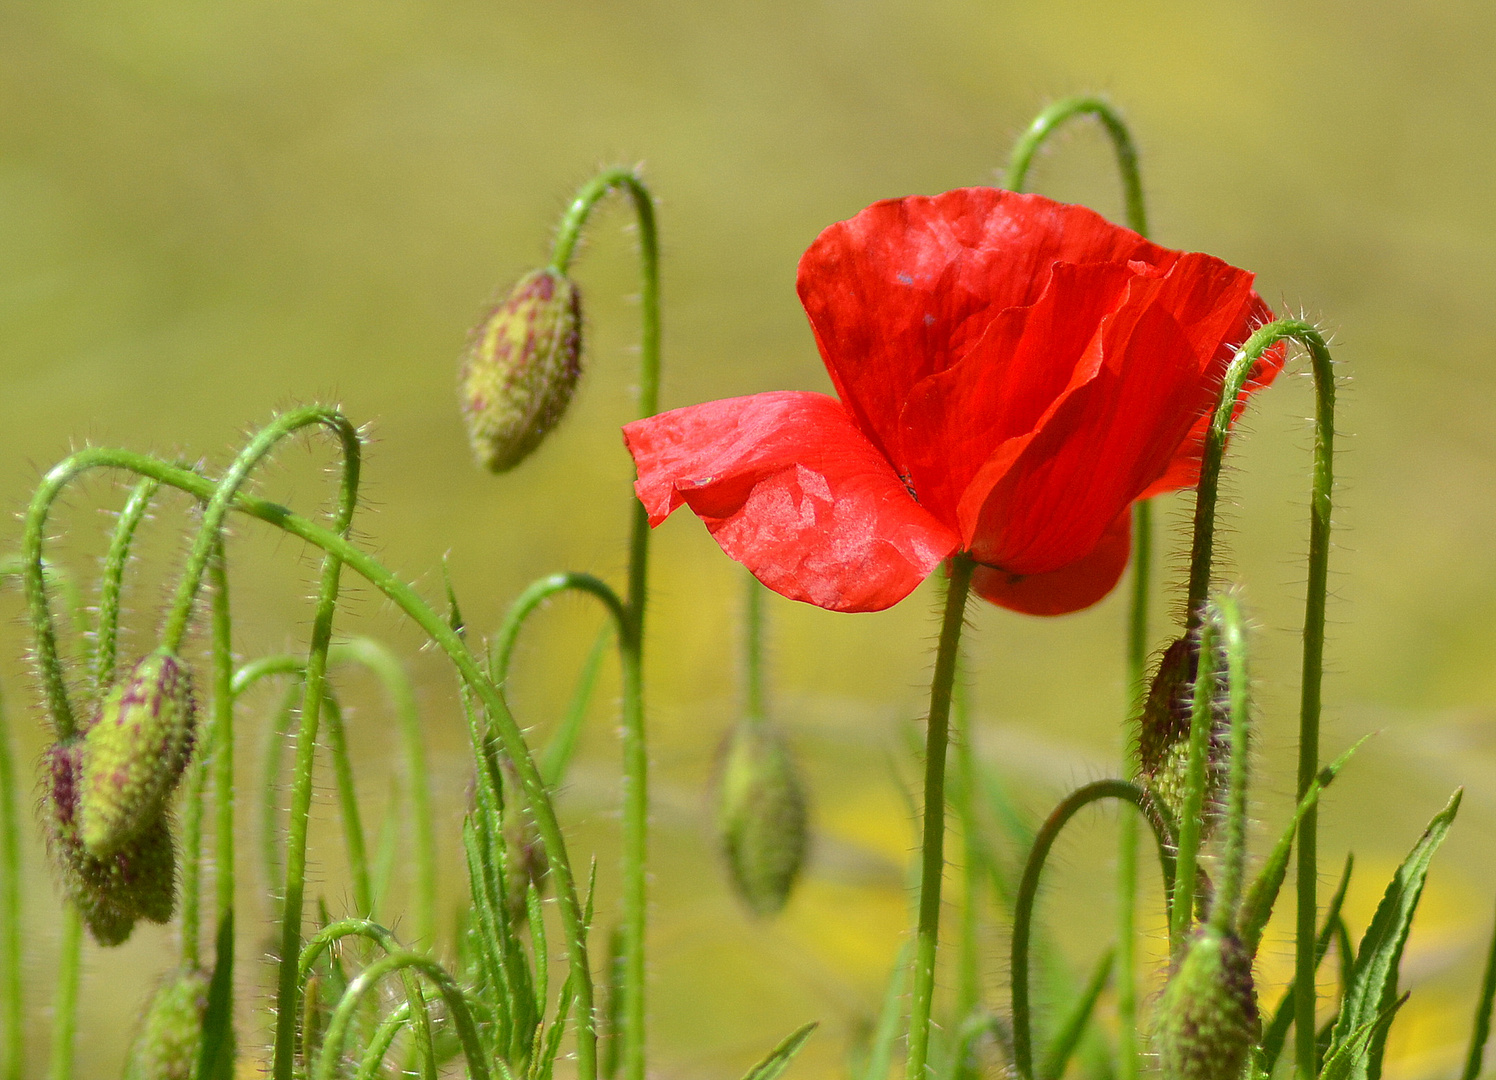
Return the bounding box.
[1005,97,1151,1078]
[331,638,438,946]
[906,555,975,1080]
[491,573,630,687]
[95,477,159,689]
[46,905,81,1080]
[355,1001,413,1080]
[298,918,402,984]
[1010,780,1178,1080]
[1003,96,1148,238]
[551,167,662,1080]
[1182,319,1335,1079]
[314,952,490,1080]
[40,447,596,1080]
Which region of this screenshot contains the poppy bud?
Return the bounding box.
[1137,637,1228,836]
[78,650,196,859]
[715,719,808,916]
[1154,925,1259,1080]
[73,813,178,944]
[122,966,210,1080]
[459,267,583,473]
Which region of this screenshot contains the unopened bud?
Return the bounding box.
[715,719,808,916]
[1137,637,1227,836]
[459,267,583,472]
[73,813,178,944]
[78,651,196,859]
[1155,926,1259,1080]
[123,966,210,1080]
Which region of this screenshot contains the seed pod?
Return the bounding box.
[122,966,210,1080]
[459,267,583,473]
[1155,925,1259,1080]
[78,650,196,859]
[715,719,808,917]
[1137,637,1228,836]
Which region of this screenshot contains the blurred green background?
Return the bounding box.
[3,0,1496,1075]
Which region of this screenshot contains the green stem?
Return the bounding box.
[1461,899,1496,1080]
[1169,613,1218,951]
[95,477,159,689]
[951,655,982,1080]
[321,690,373,917]
[331,639,438,946]
[551,166,662,1080]
[1182,319,1335,1079]
[1003,95,1149,238]
[1005,98,1150,1080]
[1209,595,1250,933]
[1011,780,1178,1080]
[313,953,485,1080]
[744,572,766,723]
[0,681,20,1080]
[44,447,596,1080]
[209,549,236,939]
[906,555,975,1080]
[46,905,81,1080]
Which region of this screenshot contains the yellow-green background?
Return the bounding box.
[2,0,1494,1075]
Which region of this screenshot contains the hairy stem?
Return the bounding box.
[906,555,975,1080]
[46,906,81,1080]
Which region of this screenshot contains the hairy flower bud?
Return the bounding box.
[460,267,583,473]
[78,650,196,859]
[1155,926,1259,1080]
[122,966,210,1080]
[1137,637,1228,835]
[715,719,808,916]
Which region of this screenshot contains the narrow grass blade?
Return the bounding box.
[1461,899,1496,1080]
[196,911,236,1080]
[1039,948,1114,1080]
[741,1022,818,1080]
[541,624,611,787]
[860,940,912,1080]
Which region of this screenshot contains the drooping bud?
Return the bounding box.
[1137,637,1228,836]
[715,719,809,916]
[1154,926,1259,1080]
[459,267,583,472]
[78,650,196,859]
[122,966,210,1080]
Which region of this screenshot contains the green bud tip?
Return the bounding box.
[78,650,197,860]
[1137,636,1229,836]
[459,267,583,473]
[1154,925,1259,1080]
[123,966,211,1080]
[715,719,809,917]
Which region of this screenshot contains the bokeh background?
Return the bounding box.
[3,0,1495,1075]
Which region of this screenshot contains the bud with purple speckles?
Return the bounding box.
[77,650,196,860]
[1137,636,1228,836]
[122,966,211,1080]
[459,267,584,472]
[1154,925,1260,1080]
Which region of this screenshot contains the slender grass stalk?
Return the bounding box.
[1182,320,1335,1079]
[321,690,373,917]
[46,906,81,1080]
[1210,595,1250,933]
[951,657,982,1064]
[209,549,236,944]
[1005,98,1152,1079]
[552,166,661,1080]
[906,555,975,1080]
[743,572,766,722]
[1169,616,1217,951]
[0,679,20,1080]
[51,447,597,1080]
[1461,899,1496,1080]
[1010,780,1178,1080]
[331,638,438,945]
[542,625,612,788]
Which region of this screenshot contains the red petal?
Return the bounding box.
[622,392,960,612]
[1142,291,1286,498]
[797,188,1174,463]
[950,252,1258,574]
[972,511,1131,616]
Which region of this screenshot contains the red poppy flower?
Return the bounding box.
[624,188,1283,615]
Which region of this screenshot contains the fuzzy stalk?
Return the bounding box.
[0,680,20,1080]
[906,555,975,1080]
[46,906,82,1080]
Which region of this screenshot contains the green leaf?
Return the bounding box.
[1254,854,1354,1077]
[741,1021,818,1080]
[196,911,236,1080]
[1320,994,1407,1080]
[1328,789,1462,1080]
[859,941,911,1080]
[1039,948,1113,1080]
[1240,740,1361,959]
[1460,900,1496,1080]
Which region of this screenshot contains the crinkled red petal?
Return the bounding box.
[623,392,960,613]
[971,511,1131,616]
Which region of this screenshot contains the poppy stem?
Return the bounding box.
[46,905,81,1080]
[1209,595,1251,936]
[907,554,975,1080]
[1005,97,1151,1078]
[1183,319,1335,1080]
[552,166,662,1080]
[1003,96,1149,239]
